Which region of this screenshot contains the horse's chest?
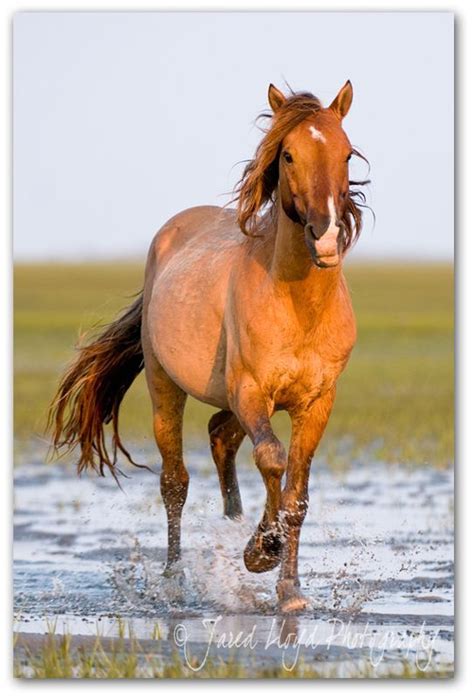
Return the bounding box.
[261,342,347,410]
[236,285,356,410]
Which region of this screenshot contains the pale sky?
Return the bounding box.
[13,11,453,261]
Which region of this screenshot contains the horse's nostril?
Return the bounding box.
[305,223,318,241]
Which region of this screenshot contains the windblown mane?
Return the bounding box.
[235,90,369,251]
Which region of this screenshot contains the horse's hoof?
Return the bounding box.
[279,594,309,614]
[243,527,282,573]
[277,580,310,614]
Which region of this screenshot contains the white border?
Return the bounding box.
[2,1,469,694]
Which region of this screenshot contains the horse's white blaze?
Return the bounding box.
[309,125,326,143]
[327,195,337,228]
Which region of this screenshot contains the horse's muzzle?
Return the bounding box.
[304,223,342,268]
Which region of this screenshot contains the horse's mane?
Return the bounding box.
[234,90,369,252]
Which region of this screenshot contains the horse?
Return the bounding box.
[49,81,368,613]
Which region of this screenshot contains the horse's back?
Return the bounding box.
[150,205,241,269]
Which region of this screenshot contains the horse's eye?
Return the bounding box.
[283,151,293,164]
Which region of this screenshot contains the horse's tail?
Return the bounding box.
[48,292,145,481]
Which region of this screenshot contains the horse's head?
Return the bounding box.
[236,82,367,269]
[270,82,353,268]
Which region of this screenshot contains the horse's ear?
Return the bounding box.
[268,84,286,113]
[329,80,353,120]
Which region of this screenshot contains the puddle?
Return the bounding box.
[13,453,454,676]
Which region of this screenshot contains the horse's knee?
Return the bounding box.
[208,410,228,437]
[253,436,286,480]
[209,411,244,457]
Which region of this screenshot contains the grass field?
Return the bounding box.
[14,261,453,468]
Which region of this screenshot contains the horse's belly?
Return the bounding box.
[145,253,231,410]
[159,337,229,410]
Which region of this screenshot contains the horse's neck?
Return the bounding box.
[270,199,341,316]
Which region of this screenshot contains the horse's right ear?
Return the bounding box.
[268,84,286,113]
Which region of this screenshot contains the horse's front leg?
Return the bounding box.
[229,377,287,573]
[277,388,336,613]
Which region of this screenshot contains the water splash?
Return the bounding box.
[108,517,278,615]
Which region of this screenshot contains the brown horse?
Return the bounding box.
[50,81,368,613]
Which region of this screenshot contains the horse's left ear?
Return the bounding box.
[268,84,286,113]
[329,80,353,120]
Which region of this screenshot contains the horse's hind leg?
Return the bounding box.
[208,410,245,518]
[144,356,188,573]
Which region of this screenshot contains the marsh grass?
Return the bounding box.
[13,624,453,679]
[14,261,453,468]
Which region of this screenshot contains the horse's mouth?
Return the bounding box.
[314,254,340,268]
[305,242,341,268]
[304,229,342,269]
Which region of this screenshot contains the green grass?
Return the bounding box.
[14,261,453,468]
[13,625,453,679]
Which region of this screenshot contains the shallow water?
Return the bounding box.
[13,453,454,677]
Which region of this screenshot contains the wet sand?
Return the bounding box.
[13,454,454,677]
